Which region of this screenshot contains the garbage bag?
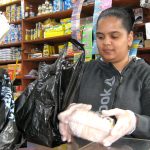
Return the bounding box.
[15,39,85,148]
[0,68,23,150]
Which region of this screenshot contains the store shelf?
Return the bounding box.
[23,76,37,80]
[9,20,22,25]
[23,54,73,62]
[134,23,145,28]
[24,9,72,23]
[23,34,71,44]
[0,0,21,10]
[0,59,21,65]
[23,56,58,62]
[138,47,150,53]
[112,0,139,7]
[0,42,21,48]
[23,0,139,23]
[24,0,45,5]
[139,47,150,51]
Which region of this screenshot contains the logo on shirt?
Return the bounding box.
[99,76,115,112]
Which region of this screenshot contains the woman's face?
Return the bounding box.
[96,16,133,63]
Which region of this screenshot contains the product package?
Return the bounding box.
[69,110,114,142]
[133,8,143,24]
[145,22,150,39]
[92,0,112,55]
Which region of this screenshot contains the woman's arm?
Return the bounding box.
[132,81,150,139]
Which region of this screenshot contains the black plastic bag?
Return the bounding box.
[15,39,85,148]
[0,68,23,150]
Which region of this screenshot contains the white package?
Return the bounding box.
[69,110,114,143]
[145,23,150,39]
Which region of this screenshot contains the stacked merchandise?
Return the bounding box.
[25,18,71,40]
[5,4,22,22]
[7,63,21,80]
[1,24,22,44]
[0,47,21,61]
[25,0,73,18]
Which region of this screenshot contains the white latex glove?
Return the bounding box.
[58,103,92,142]
[68,110,114,143]
[101,108,137,147]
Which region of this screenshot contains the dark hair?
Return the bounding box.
[96,7,135,33]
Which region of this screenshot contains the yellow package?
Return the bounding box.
[64,23,71,35]
[43,44,50,57]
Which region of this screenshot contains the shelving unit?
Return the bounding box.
[0,0,150,89]
[0,0,22,87]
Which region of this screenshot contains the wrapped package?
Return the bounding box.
[69,110,115,143]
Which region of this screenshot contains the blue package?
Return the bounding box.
[53,0,63,12]
[64,0,72,10]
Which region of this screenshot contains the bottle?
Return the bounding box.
[25,29,31,41]
[49,3,53,13]
[38,5,42,16]
[25,6,30,18]
[45,0,49,7]
[30,29,34,40]
[38,22,43,39]
[43,44,50,57]
[42,4,46,14]
[29,5,35,17]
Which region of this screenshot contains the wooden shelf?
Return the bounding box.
[9,20,22,25]
[24,9,72,23]
[134,23,145,28]
[23,56,58,62]
[23,3,94,23]
[23,0,44,5]
[16,76,23,79]
[23,76,37,80]
[138,47,150,51]
[23,34,71,44]
[112,0,139,7]
[23,54,73,62]
[138,47,150,53]
[0,59,21,65]
[0,0,21,10]
[0,42,21,48]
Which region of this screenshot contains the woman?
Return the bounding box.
[58,7,150,147]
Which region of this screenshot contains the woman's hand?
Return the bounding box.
[58,103,92,142]
[101,108,137,147]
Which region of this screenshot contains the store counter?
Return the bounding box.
[19,137,150,150]
[80,137,150,150]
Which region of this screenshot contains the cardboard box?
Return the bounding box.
[144,40,150,47]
